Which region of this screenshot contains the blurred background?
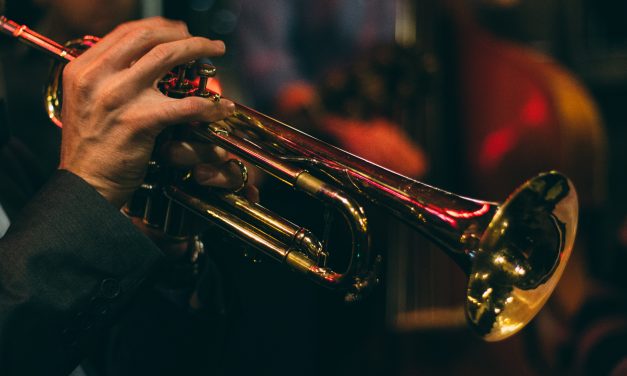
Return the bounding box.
[1,0,626,375]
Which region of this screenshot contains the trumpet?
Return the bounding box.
[0,16,578,341]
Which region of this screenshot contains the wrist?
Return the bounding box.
[61,167,130,208]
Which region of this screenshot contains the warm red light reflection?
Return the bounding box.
[521,89,549,126]
[479,127,517,170]
[193,76,223,95]
[350,171,459,227]
[445,203,491,219]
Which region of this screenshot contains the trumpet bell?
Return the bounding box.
[468,172,577,341]
[0,16,580,341]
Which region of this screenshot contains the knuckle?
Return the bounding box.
[62,61,78,82]
[124,17,167,36]
[63,62,95,95]
[153,19,190,39]
[150,16,169,25]
[147,17,186,31]
[149,43,174,63]
[130,28,153,44]
[99,85,126,111]
[174,21,191,37]
[112,22,133,35]
[140,16,167,28]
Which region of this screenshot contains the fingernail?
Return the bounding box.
[223,100,236,114]
[213,40,226,53]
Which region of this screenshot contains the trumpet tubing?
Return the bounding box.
[0,16,579,341]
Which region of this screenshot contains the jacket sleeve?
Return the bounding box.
[0,170,163,375]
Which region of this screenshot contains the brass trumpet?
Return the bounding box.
[0,16,578,341]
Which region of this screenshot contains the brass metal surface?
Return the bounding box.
[0,16,579,340]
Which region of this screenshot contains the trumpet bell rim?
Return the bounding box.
[466,171,578,341]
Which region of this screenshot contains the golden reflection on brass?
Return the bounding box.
[1,16,578,340]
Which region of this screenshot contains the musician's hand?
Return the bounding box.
[132,140,258,259]
[59,17,235,208]
[162,140,259,202]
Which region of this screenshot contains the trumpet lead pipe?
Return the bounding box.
[0,16,75,62]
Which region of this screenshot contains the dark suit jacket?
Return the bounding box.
[0,62,228,376]
[0,169,163,375]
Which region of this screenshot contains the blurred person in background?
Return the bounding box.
[234,0,427,178]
